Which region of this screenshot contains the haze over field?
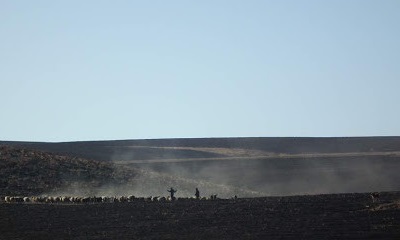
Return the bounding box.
[1,1,400,142]
[3,137,400,197]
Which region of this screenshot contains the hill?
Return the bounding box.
[0,146,263,198]
[2,137,400,196]
[3,136,400,162]
[0,146,134,196]
[1,141,399,239]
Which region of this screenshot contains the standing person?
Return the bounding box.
[168,187,177,200]
[195,188,200,199]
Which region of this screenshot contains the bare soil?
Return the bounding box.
[1,192,400,240]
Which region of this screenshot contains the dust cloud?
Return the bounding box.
[46,167,263,199]
[118,155,400,197]
[48,148,400,198]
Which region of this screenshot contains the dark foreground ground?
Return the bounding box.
[1,192,400,240]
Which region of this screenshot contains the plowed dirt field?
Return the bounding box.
[1,192,400,239]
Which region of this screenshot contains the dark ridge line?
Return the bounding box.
[2,136,400,144]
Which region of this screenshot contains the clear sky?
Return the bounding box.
[1,1,399,142]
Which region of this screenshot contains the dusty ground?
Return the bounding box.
[4,138,400,196]
[1,192,400,240]
[1,139,400,239]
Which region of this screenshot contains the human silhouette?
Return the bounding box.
[370,192,380,203]
[195,188,200,199]
[168,187,177,200]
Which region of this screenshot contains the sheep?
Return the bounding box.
[89,196,101,203]
[81,197,91,203]
[145,196,153,202]
[128,195,135,202]
[4,196,22,203]
[118,196,128,203]
[210,194,218,200]
[70,197,79,203]
[32,196,45,203]
[75,197,83,203]
[101,196,109,203]
[3,194,234,204]
[5,193,236,204]
[13,196,24,203]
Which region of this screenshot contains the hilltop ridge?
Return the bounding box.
[2,136,400,162]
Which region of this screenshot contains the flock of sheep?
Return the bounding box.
[1,195,225,204]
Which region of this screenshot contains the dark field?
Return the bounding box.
[1,192,400,240]
[2,137,400,239]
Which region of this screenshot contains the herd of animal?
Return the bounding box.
[1,195,224,204]
[1,193,380,204]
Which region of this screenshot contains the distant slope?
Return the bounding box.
[0,146,263,198]
[2,137,400,196]
[2,137,400,162]
[0,146,135,196]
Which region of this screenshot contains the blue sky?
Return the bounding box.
[1,1,399,142]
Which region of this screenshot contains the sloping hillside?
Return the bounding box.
[0,146,135,196]
[3,137,400,162]
[0,146,263,198]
